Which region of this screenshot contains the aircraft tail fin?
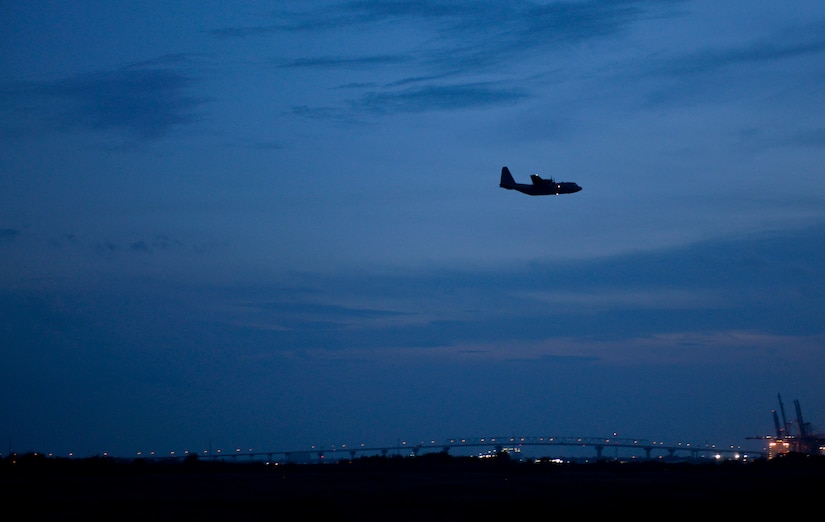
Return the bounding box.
[500,166,516,189]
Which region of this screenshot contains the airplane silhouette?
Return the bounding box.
[499,166,582,196]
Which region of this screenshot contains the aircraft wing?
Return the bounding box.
[530,174,543,186]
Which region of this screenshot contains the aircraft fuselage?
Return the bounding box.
[499,167,581,196]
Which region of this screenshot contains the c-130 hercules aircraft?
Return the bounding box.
[499,166,582,196]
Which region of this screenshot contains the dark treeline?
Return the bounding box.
[3,448,824,469]
[3,448,825,475]
[3,451,824,518]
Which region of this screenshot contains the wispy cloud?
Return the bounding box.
[0,228,20,241]
[215,1,683,119]
[284,0,674,70]
[356,82,529,113]
[655,31,825,77]
[788,128,825,147]
[638,23,825,109]
[186,224,825,356]
[277,54,412,69]
[4,60,206,141]
[280,0,656,42]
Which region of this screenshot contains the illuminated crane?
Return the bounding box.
[755,394,825,458]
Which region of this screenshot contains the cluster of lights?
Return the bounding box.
[477,447,521,459]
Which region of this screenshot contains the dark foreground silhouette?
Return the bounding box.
[4,452,825,519]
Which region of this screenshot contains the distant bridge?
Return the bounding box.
[169,435,765,463]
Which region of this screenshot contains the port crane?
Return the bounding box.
[753,394,825,457]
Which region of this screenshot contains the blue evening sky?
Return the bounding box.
[2,1,825,457]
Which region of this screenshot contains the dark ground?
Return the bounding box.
[3,452,825,519]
